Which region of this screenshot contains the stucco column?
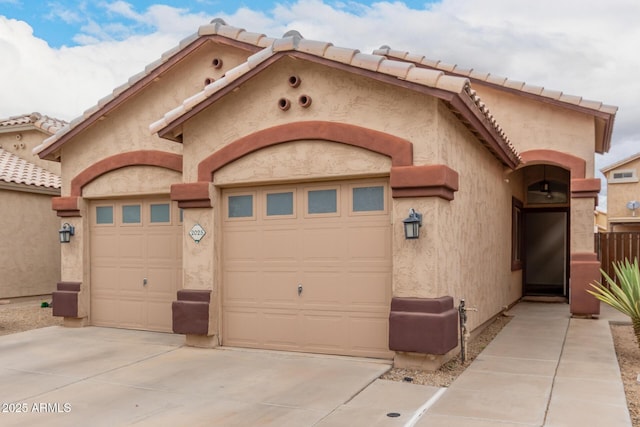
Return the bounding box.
[59,199,88,327]
[180,206,217,347]
[569,196,600,316]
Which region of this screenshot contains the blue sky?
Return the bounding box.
[0,0,639,206]
[0,0,438,47]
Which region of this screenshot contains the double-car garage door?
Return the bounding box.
[222,180,393,359]
[90,198,182,332]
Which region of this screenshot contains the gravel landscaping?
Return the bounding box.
[0,296,62,336]
[1,296,638,426]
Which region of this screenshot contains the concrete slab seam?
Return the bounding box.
[541,317,571,426]
[404,387,447,427]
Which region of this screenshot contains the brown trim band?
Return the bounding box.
[390,165,459,201]
[171,182,211,208]
[71,150,182,197]
[197,121,413,181]
[52,281,81,318]
[52,196,81,217]
[173,289,212,335]
[520,149,586,180]
[389,296,458,355]
[571,178,601,198]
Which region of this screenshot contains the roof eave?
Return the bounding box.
[0,123,55,136]
[0,180,61,195]
[448,94,520,169]
[600,152,640,174]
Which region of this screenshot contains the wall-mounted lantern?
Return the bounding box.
[403,209,422,239]
[59,223,75,243]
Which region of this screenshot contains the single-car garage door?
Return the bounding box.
[222,180,393,359]
[90,198,182,332]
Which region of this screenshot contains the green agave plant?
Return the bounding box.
[588,258,640,347]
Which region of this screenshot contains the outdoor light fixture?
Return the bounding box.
[58,223,75,243]
[403,208,423,239]
[540,165,552,198]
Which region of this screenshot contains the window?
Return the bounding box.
[610,169,638,183]
[96,206,113,224]
[266,192,294,216]
[150,204,170,223]
[353,186,384,212]
[308,189,337,214]
[228,195,254,218]
[122,205,141,223]
[511,198,523,271]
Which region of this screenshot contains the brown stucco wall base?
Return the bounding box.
[388,296,458,355]
[52,281,81,318]
[570,253,601,317]
[172,289,212,336]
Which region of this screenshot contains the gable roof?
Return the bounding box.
[33,19,271,161]
[601,153,640,174]
[150,26,521,168]
[374,47,617,154]
[0,147,61,192]
[0,112,67,135]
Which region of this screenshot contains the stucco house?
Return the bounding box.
[35,20,616,367]
[0,113,64,298]
[601,154,640,231]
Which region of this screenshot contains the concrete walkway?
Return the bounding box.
[415,301,633,426]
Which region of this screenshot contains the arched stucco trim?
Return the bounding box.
[519,149,586,180]
[197,121,414,182]
[70,150,183,197]
[519,149,600,199]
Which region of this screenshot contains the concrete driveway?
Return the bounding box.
[0,326,440,426]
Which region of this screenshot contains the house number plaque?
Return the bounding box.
[189,224,206,243]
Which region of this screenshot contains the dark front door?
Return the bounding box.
[524,211,568,296]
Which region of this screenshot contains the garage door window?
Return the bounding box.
[228,195,254,219]
[353,186,384,212]
[266,191,294,217]
[307,189,337,215]
[95,206,114,225]
[150,203,170,223]
[122,205,141,224]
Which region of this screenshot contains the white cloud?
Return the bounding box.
[0,0,638,205]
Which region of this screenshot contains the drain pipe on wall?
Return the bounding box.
[458,299,477,363]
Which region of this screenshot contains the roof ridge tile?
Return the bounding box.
[324,45,359,65]
[350,52,384,72]
[378,59,415,79]
[297,39,332,56]
[378,47,617,116]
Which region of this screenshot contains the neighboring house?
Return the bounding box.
[35,21,616,367]
[601,154,640,231]
[0,113,64,298]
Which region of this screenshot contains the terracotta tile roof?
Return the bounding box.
[0,147,61,189]
[34,19,519,167]
[373,47,618,116]
[0,112,67,135]
[149,24,521,167]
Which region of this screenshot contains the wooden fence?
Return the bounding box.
[595,232,640,281]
